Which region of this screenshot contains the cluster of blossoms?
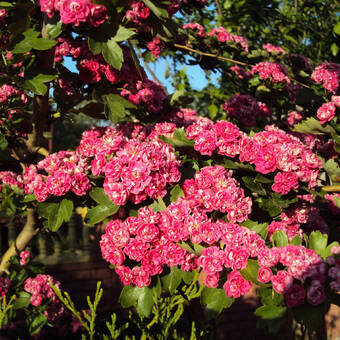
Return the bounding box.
[230,65,251,79]
[22,151,91,202]
[186,119,322,192]
[0,277,10,298]
[54,36,168,113]
[121,79,167,113]
[266,220,302,242]
[182,23,206,38]
[287,110,304,126]
[24,274,64,322]
[100,193,259,297]
[311,62,340,94]
[126,1,150,25]
[222,94,270,127]
[208,27,249,52]
[100,186,336,302]
[317,95,339,124]
[262,43,286,55]
[19,251,31,266]
[257,245,332,307]
[251,62,290,84]
[78,125,181,205]
[39,0,107,27]
[147,36,165,58]
[0,84,28,105]
[182,166,252,222]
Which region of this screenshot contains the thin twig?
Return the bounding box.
[173,43,311,88]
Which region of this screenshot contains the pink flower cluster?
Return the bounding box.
[251,62,290,84]
[24,274,60,307]
[126,1,150,25]
[0,84,28,106]
[121,79,167,113]
[262,43,286,55]
[19,251,31,266]
[257,245,327,306]
[182,23,206,38]
[186,120,322,191]
[39,0,107,27]
[77,125,181,205]
[23,150,91,202]
[230,65,251,79]
[100,198,266,298]
[317,102,336,124]
[147,36,165,58]
[0,171,23,189]
[311,62,340,94]
[267,220,302,241]
[182,166,252,222]
[0,277,10,298]
[222,94,270,127]
[208,27,249,52]
[328,248,340,293]
[54,37,167,113]
[24,274,64,322]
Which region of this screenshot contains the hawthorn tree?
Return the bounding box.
[0,0,339,338]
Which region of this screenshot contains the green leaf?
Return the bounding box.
[30,38,57,51]
[324,241,340,259]
[102,94,135,123]
[170,184,184,202]
[86,204,119,226]
[24,72,58,95]
[13,291,31,309]
[88,36,103,55]
[90,188,116,207]
[323,159,340,179]
[257,288,284,306]
[112,26,135,42]
[102,40,123,70]
[293,117,336,136]
[242,176,266,195]
[142,0,169,19]
[24,79,47,95]
[178,242,195,254]
[290,235,302,245]
[182,270,195,285]
[334,21,340,35]
[45,21,62,40]
[0,132,8,151]
[136,287,154,318]
[240,259,261,285]
[331,43,339,57]
[200,287,234,320]
[241,220,268,239]
[0,2,14,7]
[161,266,182,294]
[255,305,286,320]
[308,231,328,258]
[29,314,47,335]
[272,230,288,247]
[193,243,204,255]
[119,285,139,308]
[158,128,194,147]
[254,174,273,184]
[48,199,74,232]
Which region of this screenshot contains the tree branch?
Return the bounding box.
[0,209,38,273]
[173,43,310,88]
[26,14,55,156]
